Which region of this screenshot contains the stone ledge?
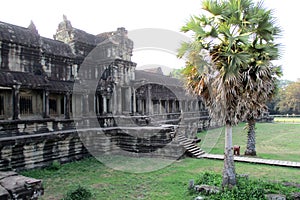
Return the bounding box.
[0,171,43,199]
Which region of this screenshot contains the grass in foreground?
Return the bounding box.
[21,157,300,200]
[198,122,300,162]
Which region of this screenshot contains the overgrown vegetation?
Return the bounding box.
[189,172,299,200]
[62,185,92,200]
[46,160,61,171]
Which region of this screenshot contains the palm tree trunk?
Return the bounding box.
[245,117,257,156]
[222,123,236,188]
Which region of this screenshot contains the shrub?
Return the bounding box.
[190,172,299,200]
[46,160,61,171]
[197,172,222,186]
[63,185,92,200]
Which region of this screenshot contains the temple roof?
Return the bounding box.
[40,37,74,58]
[0,71,46,89]
[0,71,73,92]
[141,67,164,75]
[0,21,40,47]
[47,80,74,93]
[71,28,110,46]
[134,70,192,99]
[0,21,75,58]
[135,70,184,87]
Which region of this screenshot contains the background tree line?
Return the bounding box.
[267,79,300,115]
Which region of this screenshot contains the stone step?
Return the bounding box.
[191,149,203,155]
[177,138,187,142]
[185,146,199,152]
[177,136,191,140]
[180,141,192,145]
[189,148,202,153]
[183,144,196,149]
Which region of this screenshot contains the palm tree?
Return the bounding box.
[241,3,282,156]
[178,0,281,188]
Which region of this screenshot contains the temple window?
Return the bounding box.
[49,98,57,115]
[69,94,72,114]
[60,97,65,114]
[20,96,33,115]
[175,101,180,112]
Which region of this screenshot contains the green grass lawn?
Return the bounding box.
[21,157,300,200]
[198,122,300,162]
[21,122,300,199]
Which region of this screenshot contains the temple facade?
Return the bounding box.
[0,17,213,171]
[0,16,206,122]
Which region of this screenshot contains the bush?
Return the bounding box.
[197,172,222,186]
[46,160,61,171]
[190,172,298,200]
[63,185,92,200]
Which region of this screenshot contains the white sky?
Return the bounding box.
[0,0,299,81]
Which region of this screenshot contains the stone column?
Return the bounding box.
[127,87,132,113]
[103,95,107,114]
[147,85,153,115]
[190,101,194,111]
[185,100,188,112]
[195,100,199,111]
[82,93,89,116]
[64,92,70,119]
[43,90,49,118]
[132,88,136,113]
[165,100,169,113]
[131,67,135,80]
[179,100,183,112]
[12,84,20,120]
[95,95,100,114]
[158,99,162,114]
[119,65,124,85]
[170,100,174,113]
[136,99,141,114]
[113,85,118,115]
[117,86,122,114]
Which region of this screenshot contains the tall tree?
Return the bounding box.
[276,80,300,114]
[241,3,282,155]
[178,0,281,187]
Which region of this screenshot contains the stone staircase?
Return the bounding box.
[177,133,205,158]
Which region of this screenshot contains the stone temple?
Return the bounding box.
[0,16,216,171]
